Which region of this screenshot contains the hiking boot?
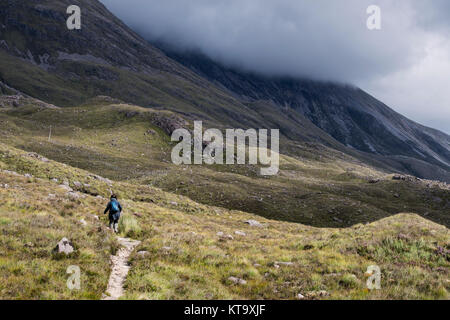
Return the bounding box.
[114,223,119,233]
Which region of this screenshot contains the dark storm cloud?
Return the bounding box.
[100,0,419,82]
[99,0,450,133]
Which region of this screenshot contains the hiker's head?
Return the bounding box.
[111,194,117,200]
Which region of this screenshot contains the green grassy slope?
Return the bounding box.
[0,142,448,300]
[1,100,448,228]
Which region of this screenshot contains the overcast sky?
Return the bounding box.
[101,0,450,134]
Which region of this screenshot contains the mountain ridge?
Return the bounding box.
[0,0,449,182]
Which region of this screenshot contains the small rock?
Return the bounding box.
[297,293,305,300]
[217,232,234,241]
[170,201,178,206]
[228,277,247,285]
[161,246,172,252]
[234,231,246,236]
[275,261,294,267]
[245,220,263,227]
[51,178,58,183]
[4,170,19,176]
[73,181,82,188]
[54,237,74,255]
[79,219,87,226]
[67,192,80,200]
[137,251,149,258]
[24,173,32,178]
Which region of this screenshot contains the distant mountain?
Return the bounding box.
[0,0,449,182]
[159,47,450,181]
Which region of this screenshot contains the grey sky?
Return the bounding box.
[101,0,450,134]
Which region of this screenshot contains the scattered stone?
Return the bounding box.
[27,152,49,162]
[217,232,234,241]
[73,181,82,188]
[170,201,178,206]
[245,220,263,227]
[234,231,246,236]
[79,218,87,226]
[369,179,380,184]
[228,277,247,285]
[54,237,74,255]
[275,261,294,267]
[253,263,261,267]
[333,217,343,223]
[3,170,19,176]
[91,174,112,185]
[24,173,32,178]
[297,293,305,300]
[393,193,400,198]
[161,246,172,252]
[136,251,149,258]
[67,192,80,200]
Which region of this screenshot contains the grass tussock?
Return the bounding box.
[119,214,142,238]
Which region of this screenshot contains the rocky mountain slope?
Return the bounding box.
[0,0,449,183]
[160,48,450,182]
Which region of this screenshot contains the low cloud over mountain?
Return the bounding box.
[101,0,450,133]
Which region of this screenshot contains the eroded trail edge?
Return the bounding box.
[103,237,141,300]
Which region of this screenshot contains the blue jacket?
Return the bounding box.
[104,198,122,215]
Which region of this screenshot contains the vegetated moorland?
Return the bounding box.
[0,96,448,299]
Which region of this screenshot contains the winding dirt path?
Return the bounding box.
[102,237,141,300]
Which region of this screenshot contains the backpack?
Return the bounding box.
[110,200,120,213]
